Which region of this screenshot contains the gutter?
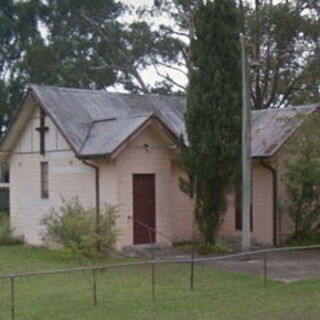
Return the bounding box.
[81,160,100,230]
[259,159,278,246]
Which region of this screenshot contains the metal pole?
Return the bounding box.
[10,275,15,320]
[241,34,252,252]
[151,262,156,302]
[148,229,156,302]
[92,270,97,306]
[81,160,100,251]
[190,236,195,291]
[190,175,197,291]
[263,253,267,288]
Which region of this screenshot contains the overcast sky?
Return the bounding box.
[115,0,283,93]
[109,0,188,92]
[123,0,153,6]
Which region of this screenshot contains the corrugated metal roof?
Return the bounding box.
[80,114,153,156]
[251,104,320,157]
[3,84,319,158]
[31,84,186,157]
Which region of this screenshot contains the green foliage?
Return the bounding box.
[0,213,24,245]
[178,241,232,255]
[196,242,232,255]
[0,0,41,132]
[17,0,183,94]
[41,197,118,263]
[154,0,319,107]
[1,0,319,131]
[182,0,241,245]
[287,232,320,246]
[282,113,320,241]
[245,1,320,109]
[0,0,184,131]
[0,79,25,135]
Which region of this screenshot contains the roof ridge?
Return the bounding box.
[92,117,117,123]
[91,113,154,123]
[252,104,320,113]
[30,84,186,99]
[79,121,95,154]
[31,84,108,95]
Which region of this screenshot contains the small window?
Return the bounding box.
[41,162,49,199]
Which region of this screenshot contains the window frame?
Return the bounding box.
[41,161,49,199]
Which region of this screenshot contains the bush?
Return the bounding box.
[282,113,320,239]
[287,231,320,246]
[178,241,232,255]
[41,197,118,263]
[0,213,24,245]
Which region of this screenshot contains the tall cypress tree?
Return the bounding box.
[183,0,242,245]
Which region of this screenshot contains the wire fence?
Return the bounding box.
[1,244,320,320]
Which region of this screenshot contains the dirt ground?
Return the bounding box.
[197,249,320,282]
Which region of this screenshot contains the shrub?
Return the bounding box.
[41,197,118,263]
[287,231,320,246]
[196,242,232,255]
[282,113,320,240]
[0,213,24,245]
[178,241,232,255]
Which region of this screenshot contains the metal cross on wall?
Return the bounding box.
[36,109,49,155]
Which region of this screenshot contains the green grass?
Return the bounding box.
[0,246,320,320]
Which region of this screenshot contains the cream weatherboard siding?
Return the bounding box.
[4,86,318,248]
[9,104,194,247]
[170,162,194,243]
[10,98,300,248]
[219,162,274,246]
[115,125,190,248]
[9,105,117,245]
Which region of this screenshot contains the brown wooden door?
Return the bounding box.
[133,174,156,244]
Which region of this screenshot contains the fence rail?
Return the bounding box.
[1,244,320,320]
[2,244,320,280]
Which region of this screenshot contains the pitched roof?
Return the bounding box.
[0,85,185,158]
[1,84,319,159]
[80,114,154,156]
[251,104,320,157]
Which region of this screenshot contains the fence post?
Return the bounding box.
[151,262,156,302]
[10,275,15,320]
[190,175,197,291]
[92,270,98,306]
[263,253,267,288]
[190,237,195,291]
[148,229,156,302]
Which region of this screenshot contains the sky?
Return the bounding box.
[114,0,285,93]
[109,0,188,92]
[123,0,154,6]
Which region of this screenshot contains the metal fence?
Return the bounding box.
[1,244,320,320]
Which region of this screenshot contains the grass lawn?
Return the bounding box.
[1,246,320,320]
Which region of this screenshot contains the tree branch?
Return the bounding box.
[153,60,188,76]
[153,65,186,90]
[80,11,149,93]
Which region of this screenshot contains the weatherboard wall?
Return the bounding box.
[219,162,274,245]
[9,105,117,245]
[9,103,194,247]
[115,125,193,248]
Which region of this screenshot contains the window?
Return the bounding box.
[235,185,253,231]
[41,162,49,199]
[0,164,9,183]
